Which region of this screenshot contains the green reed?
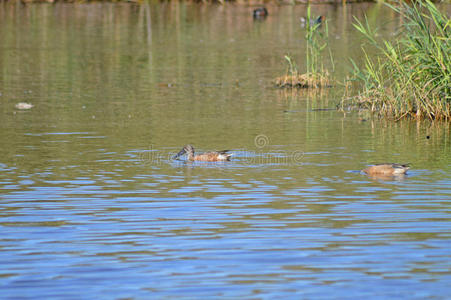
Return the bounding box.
[284,55,299,77]
[344,0,450,120]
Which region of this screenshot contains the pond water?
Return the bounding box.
[0,1,450,298]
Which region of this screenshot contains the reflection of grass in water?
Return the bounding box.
[341,0,450,121]
[276,83,331,100]
[275,6,333,89]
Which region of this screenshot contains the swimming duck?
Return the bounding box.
[173,145,232,162]
[362,163,410,176]
[300,15,325,27]
[253,7,268,18]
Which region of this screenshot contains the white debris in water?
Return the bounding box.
[15,102,33,110]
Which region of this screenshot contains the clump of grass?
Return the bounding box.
[342,0,450,121]
[275,6,333,89]
[275,55,330,88]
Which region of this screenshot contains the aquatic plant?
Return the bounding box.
[342,0,450,121]
[275,6,333,89]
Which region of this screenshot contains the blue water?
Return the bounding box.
[1,144,450,298]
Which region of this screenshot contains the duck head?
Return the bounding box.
[173,144,195,160]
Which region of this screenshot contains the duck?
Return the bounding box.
[173,145,232,162]
[300,15,325,28]
[362,163,410,176]
[253,7,268,19]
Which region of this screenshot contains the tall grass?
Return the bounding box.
[275,6,333,88]
[343,0,450,121]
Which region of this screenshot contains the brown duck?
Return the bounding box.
[362,163,410,176]
[173,145,232,162]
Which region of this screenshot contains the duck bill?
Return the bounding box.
[173,148,186,160]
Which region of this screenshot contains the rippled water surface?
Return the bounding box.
[1,2,450,298]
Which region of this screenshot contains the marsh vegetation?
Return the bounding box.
[342,0,450,121]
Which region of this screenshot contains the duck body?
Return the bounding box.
[362,163,410,176]
[253,7,268,18]
[173,145,232,162]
